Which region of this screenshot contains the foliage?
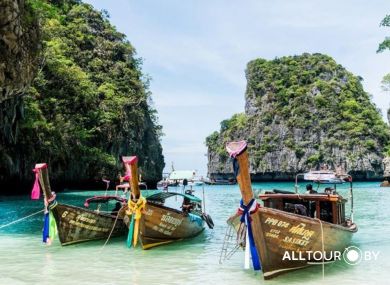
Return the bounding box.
[377,15,390,53]
[14,0,164,184]
[382,73,390,92]
[220,113,247,133]
[378,15,390,93]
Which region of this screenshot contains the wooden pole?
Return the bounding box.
[35,163,53,200]
[235,150,254,204]
[125,156,140,200]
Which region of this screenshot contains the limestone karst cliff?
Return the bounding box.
[207,53,389,181]
[0,0,164,192]
[0,0,39,143]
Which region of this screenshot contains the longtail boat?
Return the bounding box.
[32,163,127,245]
[224,141,357,279]
[157,170,204,190]
[123,156,213,249]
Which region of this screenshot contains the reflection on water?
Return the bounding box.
[0,182,389,284]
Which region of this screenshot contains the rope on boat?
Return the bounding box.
[219,223,243,264]
[126,196,146,247]
[317,218,325,280]
[100,211,121,252]
[0,209,44,229]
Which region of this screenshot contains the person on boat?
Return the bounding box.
[111,202,122,216]
[324,187,334,194]
[305,184,317,194]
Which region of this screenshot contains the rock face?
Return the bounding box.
[0,0,39,143]
[0,0,164,192]
[383,157,390,178]
[207,54,389,181]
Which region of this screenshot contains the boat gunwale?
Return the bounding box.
[258,193,347,202]
[146,200,204,219]
[54,201,122,220]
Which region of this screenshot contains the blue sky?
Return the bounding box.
[85,0,390,176]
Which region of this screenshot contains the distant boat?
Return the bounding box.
[302,170,346,184]
[124,157,213,249]
[32,163,127,245]
[157,170,204,190]
[203,177,237,185]
[222,141,357,279]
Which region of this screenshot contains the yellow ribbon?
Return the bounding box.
[126,196,146,246]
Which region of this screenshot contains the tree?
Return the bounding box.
[378,15,390,91]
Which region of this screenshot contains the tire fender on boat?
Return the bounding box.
[202,213,214,229]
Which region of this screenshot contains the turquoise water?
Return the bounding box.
[0,182,389,285]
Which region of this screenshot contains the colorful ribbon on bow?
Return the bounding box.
[30,164,58,245]
[238,198,261,270]
[31,168,41,200]
[126,196,147,247]
[42,211,57,245]
[43,197,58,245]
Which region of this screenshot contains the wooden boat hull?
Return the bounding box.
[230,207,357,279]
[139,203,205,249]
[51,203,128,245]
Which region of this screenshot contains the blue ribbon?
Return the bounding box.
[240,198,261,270]
[42,212,49,243]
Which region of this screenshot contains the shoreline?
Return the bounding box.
[0,179,383,197]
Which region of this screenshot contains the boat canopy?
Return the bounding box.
[169,170,195,180]
[304,171,338,181]
[147,191,202,203]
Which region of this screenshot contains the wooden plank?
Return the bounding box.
[332,202,338,224]
[38,165,53,200]
[316,201,320,219]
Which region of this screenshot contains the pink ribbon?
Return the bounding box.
[31,168,40,200]
[226,140,248,158]
[123,170,132,181]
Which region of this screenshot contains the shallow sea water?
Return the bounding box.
[0,182,389,285]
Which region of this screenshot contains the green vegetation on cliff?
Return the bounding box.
[207,53,389,179]
[1,0,164,189]
[377,14,390,129]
